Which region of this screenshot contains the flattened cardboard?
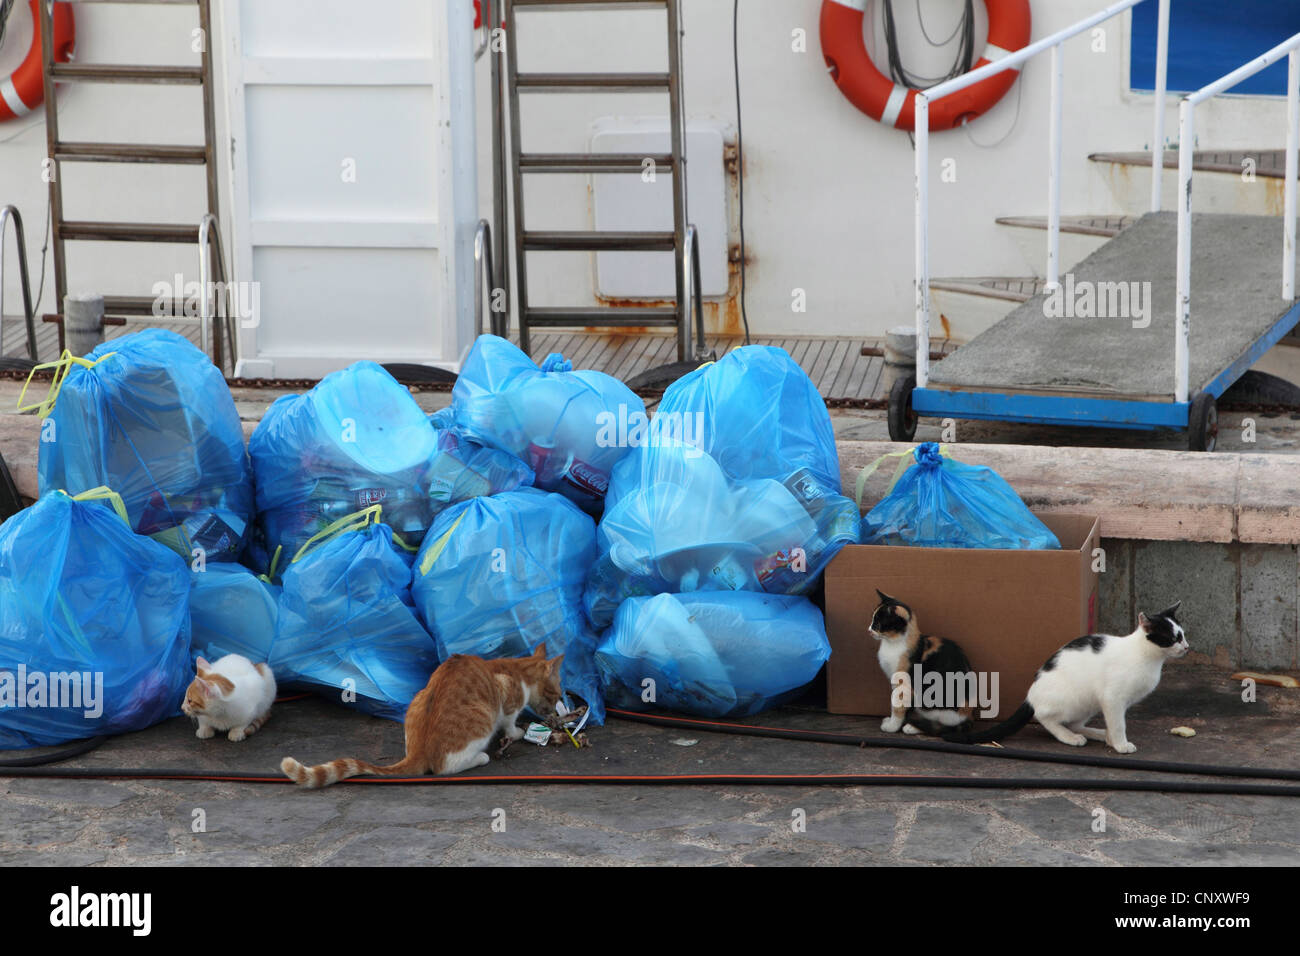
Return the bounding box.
[824,513,1100,718]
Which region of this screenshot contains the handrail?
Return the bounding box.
[474,218,499,337]
[914,0,1169,388]
[198,213,236,373]
[0,205,38,362]
[1174,31,1300,403]
[684,223,709,360]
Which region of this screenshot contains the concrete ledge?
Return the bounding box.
[840,441,1300,546]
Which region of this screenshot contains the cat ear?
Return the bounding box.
[875,589,892,605]
[1158,601,1181,621]
[195,657,210,673]
[1138,612,1152,632]
[532,644,547,660]
[548,654,565,675]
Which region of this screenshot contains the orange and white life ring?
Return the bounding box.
[820,0,1030,132]
[0,0,75,122]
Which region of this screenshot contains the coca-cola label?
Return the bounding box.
[355,487,387,506]
[564,459,608,497]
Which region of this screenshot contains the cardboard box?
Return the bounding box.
[824,513,1100,718]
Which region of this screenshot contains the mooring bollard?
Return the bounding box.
[64,293,105,357]
[882,325,917,390]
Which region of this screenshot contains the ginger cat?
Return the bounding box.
[281,645,564,787]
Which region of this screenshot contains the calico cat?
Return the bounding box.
[182,654,276,742]
[281,645,564,787]
[870,591,977,736]
[943,602,1187,752]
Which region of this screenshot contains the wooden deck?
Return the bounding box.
[0,316,204,364]
[507,331,941,401]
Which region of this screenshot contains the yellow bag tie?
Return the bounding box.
[418,511,467,577]
[854,444,953,511]
[257,545,285,585]
[17,350,118,418]
[68,486,131,527]
[291,505,383,565]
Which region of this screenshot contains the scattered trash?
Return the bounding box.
[595,591,831,718]
[249,361,441,576]
[0,489,192,748]
[1170,726,1197,737]
[587,346,860,628]
[412,488,605,723]
[523,722,552,746]
[671,738,699,747]
[270,506,438,722]
[32,329,253,562]
[1229,671,1299,688]
[860,442,1060,549]
[441,335,645,514]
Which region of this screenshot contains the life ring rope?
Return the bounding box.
[821,0,1031,133]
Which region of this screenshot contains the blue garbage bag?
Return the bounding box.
[861,442,1060,549]
[427,417,534,518]
[249,361,440,575]
[0,489,191,748]
[595,591,831,718]
[586,346,859,628]
[270,508,438,722]
[412,487,604,722]
[444,334,645,514]
[34,329,253,562]
[189,563,279,666]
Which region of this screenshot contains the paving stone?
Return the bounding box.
[742,847,824,866]
[1101,794,1252,842]
[1240,544,1299,669]
[685,822,771,848]
[87,813,181,856]
[1099,839,1300,866]
[803,809,897,851]
[901,807,991,863]
[997,842,1102,866]
[560,792,748,833]
[2,779,136,809]
[340,788,485,825]
[153,849,276,867]
[997,796,1096,841]
[0,849,107,866]
[491,824,725,864]
[193,797,340,845]
[0,803,93,846]
[321,827,461,866]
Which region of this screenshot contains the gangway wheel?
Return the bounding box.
[888,374,918,442]
[1187,391,1218,452]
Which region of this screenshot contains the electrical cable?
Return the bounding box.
[731,0,750,344]
[0,735,104,767]
[884,0,974,89]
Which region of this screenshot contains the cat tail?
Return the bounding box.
[941,701,1034,744]
[280,754,421,789]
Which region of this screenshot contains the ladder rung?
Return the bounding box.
[54,142,208,164]
[524,230,675,251]
[44,314,127,328]
[525,307,680,328]
[49,64,204,85]
[519,152,673,174]
[61,221,198,243]
[514,72,670,92]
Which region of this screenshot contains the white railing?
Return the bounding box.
[914,0,1170,388]
[1174,33,1300,402]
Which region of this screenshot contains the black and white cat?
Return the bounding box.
[870,591,978,737]
[944,602,1188,753]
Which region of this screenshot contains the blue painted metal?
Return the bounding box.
[911,388,1189,430]
[1203,299,1300,399]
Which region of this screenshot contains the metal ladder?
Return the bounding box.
[37,0,235,371]
[499,0,705,362]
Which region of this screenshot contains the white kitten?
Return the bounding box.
[182,654,277,742]
[945,602,1188,753]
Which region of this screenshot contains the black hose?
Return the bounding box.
[606,708,1300,783]
[0,735,105,767]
